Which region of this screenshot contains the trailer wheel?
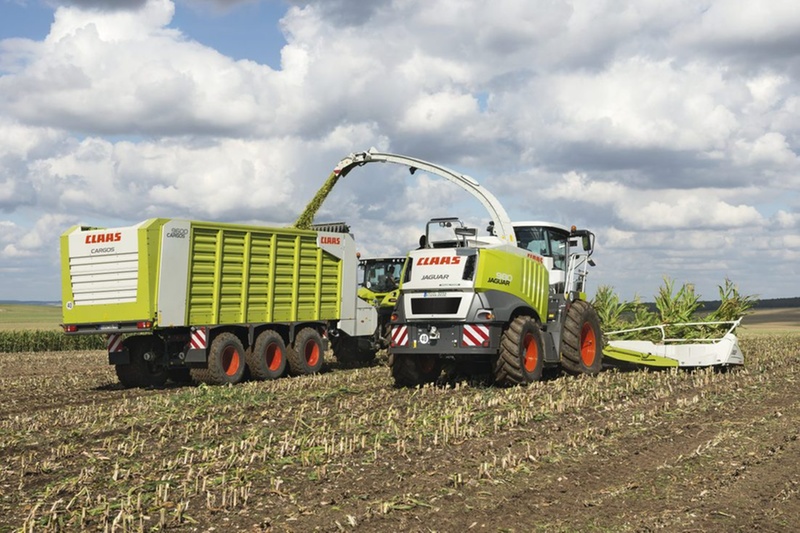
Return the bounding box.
[494,316,544,386]
[287,328,325,375]
[560,300,604,375]
[116,336,168,389]
[391,353,441,387]
[196,332,247,385]
[247,330,287,380]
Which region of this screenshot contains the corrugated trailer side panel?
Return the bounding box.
[186,223,342,325]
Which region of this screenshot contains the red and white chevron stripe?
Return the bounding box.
[107,333,123,353]
[190,327,207,350]
[391,325,408,347]
[462,324,490,347]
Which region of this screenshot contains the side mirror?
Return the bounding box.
[582,234,593,252]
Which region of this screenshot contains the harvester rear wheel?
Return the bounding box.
[287,328,325,375]
[116,335,169,389]
[560,300,604,375]
[391,353,441,387]
[195,332,247,385]
[494,316,544,386]
[247,330,287,380]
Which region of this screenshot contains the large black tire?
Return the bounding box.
[287,327,325,375]
[391,353,441,387]
[494,316,544,386]
[116,336,169,388]
[560,300,604,375]
[332,331,377,367]
[247,329,287,380]
[192,332,247,385]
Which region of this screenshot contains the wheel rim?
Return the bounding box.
[305,340,320,367]
[266,343,282,371]
[522,331,538,372]
[222,345,241,376]
[580,322,597,367]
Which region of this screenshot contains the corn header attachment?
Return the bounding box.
[603,319,744,368]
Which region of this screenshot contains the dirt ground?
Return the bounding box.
[1,331,799,532]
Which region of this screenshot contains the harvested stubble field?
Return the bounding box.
[1,333,799,532]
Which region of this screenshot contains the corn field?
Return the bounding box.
[0,330,105,352]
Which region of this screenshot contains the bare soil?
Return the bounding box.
[1,332,799,532]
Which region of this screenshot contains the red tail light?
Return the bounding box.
[63,325,78,332]
[137,321,153,329]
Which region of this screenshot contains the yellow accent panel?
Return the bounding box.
[474,248,549,320]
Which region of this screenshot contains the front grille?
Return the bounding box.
[410,297,460,314]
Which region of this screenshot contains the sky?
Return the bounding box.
[0,0,798,303]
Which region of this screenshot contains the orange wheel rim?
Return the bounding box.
[305,340,320,367]
[266,343,282,371]
[222,345,241,376]
[580,323,596,366]
[523,332,538,372]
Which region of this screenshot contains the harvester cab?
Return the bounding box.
[513,222,596,297]
[358,256,405,306]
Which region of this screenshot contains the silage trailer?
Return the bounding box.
[60,218,377,387]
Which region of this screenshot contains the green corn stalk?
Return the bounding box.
[594,277,756,341]
[0,330,105,353]
[707,278,757,322]
[591,285,631,331]
[654,277,701,323]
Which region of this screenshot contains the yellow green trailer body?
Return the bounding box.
[61,219,353,330]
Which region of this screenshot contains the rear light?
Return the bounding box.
[137,321,153,329]
[391,313,399,322]
[63,325,78,332]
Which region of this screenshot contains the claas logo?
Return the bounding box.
[320,236,341,245]
[84,232,122,244]
[416,256,461,266]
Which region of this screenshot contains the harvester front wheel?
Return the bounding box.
[391,353,441,387]
[247,329,287,380]
[494,316,544,386]
[560,300,603,375]
[194,332,247,385]
[116,336,169,388]
[287,328,325,375]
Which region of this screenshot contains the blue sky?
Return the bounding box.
[0,0,798,302]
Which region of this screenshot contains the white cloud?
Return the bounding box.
[0,0,799,301]
[675,0,800,47]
